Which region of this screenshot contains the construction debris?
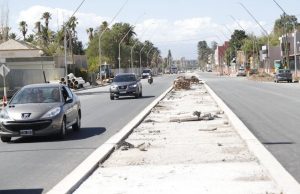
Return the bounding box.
[60,73,87,90]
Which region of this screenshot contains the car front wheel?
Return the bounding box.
[72,113,81,131]
[110,94,114,100]
[1,136,11,143]
[59,117,66,139]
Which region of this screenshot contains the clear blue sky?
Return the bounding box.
[4,0,300,59]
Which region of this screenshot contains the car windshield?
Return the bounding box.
[10,86,61,104]
[142,70,151,73]
[113,75,136,82]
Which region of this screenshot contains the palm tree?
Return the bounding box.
[35,21,41,34]
[100,21,109,32]
[19,21,28,40]
[41,12,51,30]
[86,27,94,41]
[123,23,136,44]
[67,16,78,37]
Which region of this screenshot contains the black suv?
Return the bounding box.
[109,73,142,100]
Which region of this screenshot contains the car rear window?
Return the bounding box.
[142,70,151,73]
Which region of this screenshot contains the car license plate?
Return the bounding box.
[120,91,126,94]
[20,129,33,136]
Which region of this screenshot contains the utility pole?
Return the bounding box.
[64,0,86,78]
[272,0,297,79]
[239,2,270,73]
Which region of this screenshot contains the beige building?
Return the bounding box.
[0,39,42,58]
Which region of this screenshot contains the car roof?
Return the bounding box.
[115,73,137,76]
[22,83,62,89]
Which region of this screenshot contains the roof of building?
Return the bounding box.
[0,39,40,51]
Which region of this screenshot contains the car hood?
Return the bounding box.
[112,81,137,86]
[4,103,60,121]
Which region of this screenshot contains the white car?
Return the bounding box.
[237,68,246,76]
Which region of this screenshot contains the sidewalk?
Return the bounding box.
[70,74,300,194]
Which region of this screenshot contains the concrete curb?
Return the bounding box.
[204,83,300,194]
[47,86,174,194]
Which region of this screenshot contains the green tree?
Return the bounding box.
[197,40,210,68]
[273,14,299,36]
[86,27,94,41]
[41,12,52,31]
[9,33,16,40]
[19,21,28,40]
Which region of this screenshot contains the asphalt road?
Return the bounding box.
[0,74,177,194]
[198,72,300,183]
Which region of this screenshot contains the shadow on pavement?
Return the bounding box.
[115,96,155,100]
[10,127,106,143]
[0,189,43,194]
[76,91,109,96]
[263,141,294,145]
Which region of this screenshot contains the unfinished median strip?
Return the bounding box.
[73,74,299,194]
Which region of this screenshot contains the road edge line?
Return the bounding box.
[204,83,300,194]
[47,86,174,194]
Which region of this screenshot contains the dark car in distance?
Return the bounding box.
[109,73,142,100]
[0,83,81,142]
[274,69,292,83]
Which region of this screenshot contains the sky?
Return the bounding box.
[2,0,300,59]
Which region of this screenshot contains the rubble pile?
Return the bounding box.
[173,75,201,90]
[173,77,191,90]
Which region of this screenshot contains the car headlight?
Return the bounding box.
[0,110,10,120]
[110,84,118,89]
[129,84,137,88]
[42,107,61,118]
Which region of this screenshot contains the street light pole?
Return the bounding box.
[139,43,147,76]
[130,25,150,73]
[239,2,270,73]
[146,47,155,67]
[98,0,128,82]
[119,13,145,74]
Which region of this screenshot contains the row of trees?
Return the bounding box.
[85,21,161,72]
[2,10,162,74]
[198,14,300,68]
[15,12,84,57]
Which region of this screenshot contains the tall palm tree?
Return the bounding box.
[122,23,136,44]
[35,21,41,34]
[100,21,109,32]
[86,27,94,41]
[41,12,51,30]
[67,16,78,37]
[19,21,28,40]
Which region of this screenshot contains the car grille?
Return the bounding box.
[3,120,52,132]
[118,85,127,90]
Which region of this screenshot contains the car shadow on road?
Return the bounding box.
[76,91,109,96]
[262,141,294,145]
[10,127,106,143]
[115,95,155,100]
[0,188,43,194]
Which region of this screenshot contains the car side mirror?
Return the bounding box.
[65,97,73,103]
